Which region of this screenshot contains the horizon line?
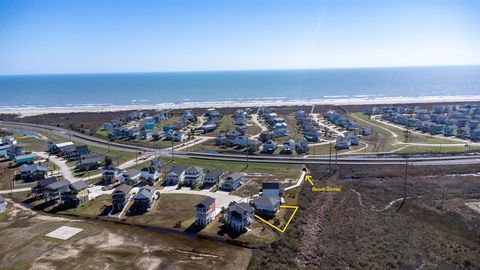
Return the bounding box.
[1,64,479,77]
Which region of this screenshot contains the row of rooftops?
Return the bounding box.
[364,104,480,116]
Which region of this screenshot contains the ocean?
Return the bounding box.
[1,66,480,109]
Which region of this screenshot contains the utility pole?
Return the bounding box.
[335,144,338,168]
[329,139,332,173]
[10,169,14,195]
[245,129,249,168]
[403,158,408,201]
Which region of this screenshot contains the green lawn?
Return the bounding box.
[350,113,459,145]
[396,144,480,154]
[208,115,235,137]
[280,114,304,141]
[155,116,181,131]
[58,194,112,218]
[162,158,300,178]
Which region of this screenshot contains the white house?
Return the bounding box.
[119,169,141,185]
[165,166,185,186]
[102,166,122,185]
[172,131,188,142]
[183,166,205,186]
[281,139,295,154]
[140,167,161,183]
[2,136,17,145]
[0,195,6,213]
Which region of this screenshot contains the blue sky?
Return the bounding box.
[0,0,479,74]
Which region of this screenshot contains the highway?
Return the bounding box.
[2,121,480,166]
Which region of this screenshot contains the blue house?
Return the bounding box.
[215,134,227,146]
[262,140,277,154]
[360,127,372,136]
[15,153,36,165]
[143,117,155,131]
[444,125,457,136]
[273,123,288,137]
[429,124,446,135]
[201,123,217,133]
[471,129,480,140]
[346,134,360,146]
[335,137,350,150]
[303,130,320,142]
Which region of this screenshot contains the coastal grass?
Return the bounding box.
[350,113,460,145]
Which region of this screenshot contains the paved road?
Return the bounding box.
[162,186,247,209]
[2,121,480,166]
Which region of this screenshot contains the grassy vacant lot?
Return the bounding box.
[162,158,301,178]
[59,194,112,218]
[0,198,252,270]
[125,194,205,229]
[249,163,480,269]
[208,115,235,137]
[279,114,304,141]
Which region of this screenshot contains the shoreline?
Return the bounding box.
[2,95,480,116]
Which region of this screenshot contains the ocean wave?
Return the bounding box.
[2,94,480,114]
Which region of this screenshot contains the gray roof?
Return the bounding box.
[46,179,71,190]
[225,172,244,181]
[37,177,58,188]
[205,169,224,179]
[114,184,132,194]
[168,166,186,175]
[123,169,140,176]
[69,180,88,192]
[185,166,203,174]
[228,202,254,217]
[252,196,280,208]
[141,167,158,174]
[134,186,155,200]
[196,196,215,208]
[0,195,4,204]
[80,158,98,165]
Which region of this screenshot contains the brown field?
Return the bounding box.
[249,163,480,269]
[0,198,252,270]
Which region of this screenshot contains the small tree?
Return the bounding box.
[104,156,113,166]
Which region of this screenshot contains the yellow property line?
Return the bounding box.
[255,205,299,234]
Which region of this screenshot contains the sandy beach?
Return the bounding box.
[2,95,480,117]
